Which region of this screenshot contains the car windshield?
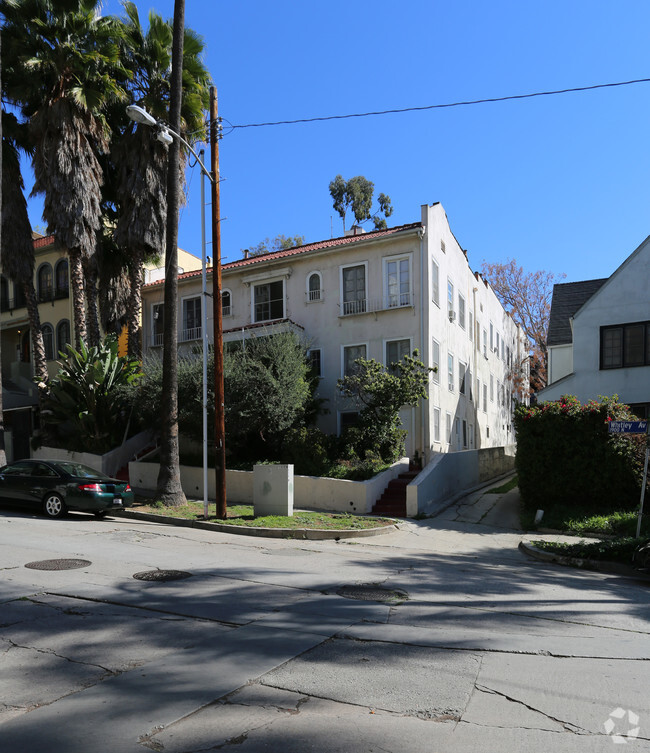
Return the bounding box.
[56,462,105,479]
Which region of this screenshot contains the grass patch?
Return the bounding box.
[487,475,518,495]
[533,537,648,564]
[136,500,395,530]
[533,505,649,538]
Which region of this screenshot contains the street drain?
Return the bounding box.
[25,558,92,571]
[133,570,193,582]
[336,585,409,603]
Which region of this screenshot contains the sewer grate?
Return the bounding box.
[25,558,92,571]
[336,584,409,603]
[133,570,193,582]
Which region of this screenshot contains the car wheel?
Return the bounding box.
[93,510,108,519]
[43,493,67,519]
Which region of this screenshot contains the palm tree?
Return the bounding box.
[1,0,127,348]
[1,113,48,383]
[113,2,210,359]
[0,26,5,467]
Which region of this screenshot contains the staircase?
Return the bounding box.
[371,466,420,518]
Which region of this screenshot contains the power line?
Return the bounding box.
[227,77,650,131]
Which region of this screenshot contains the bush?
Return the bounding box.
[515,395,646,514]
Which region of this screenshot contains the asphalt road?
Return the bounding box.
[1,485,649,752]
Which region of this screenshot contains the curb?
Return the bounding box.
[518,541,650,581]
[112,509,399,540]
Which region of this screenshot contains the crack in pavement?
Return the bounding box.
[6,638,118,675]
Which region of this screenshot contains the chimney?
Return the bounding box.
[243,249,249,259]
[344,225,365,237]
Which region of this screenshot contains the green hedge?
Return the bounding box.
[514,395,646,513]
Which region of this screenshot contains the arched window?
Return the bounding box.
[38,264,53,302]
[55,259,69,298]
[0,276,9,312]
[57,320,71,354]
[222,289,232,316]
[307,272,322,302]
[42,324,54,361]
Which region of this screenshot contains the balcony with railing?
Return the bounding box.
[339,290,413,317]
[180,325,202,343]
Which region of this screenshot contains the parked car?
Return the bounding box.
[0,459,134,518]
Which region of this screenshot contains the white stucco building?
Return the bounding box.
[142,202,529,463]
[539,234,650,418]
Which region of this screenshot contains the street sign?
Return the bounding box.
[608,420,648,434]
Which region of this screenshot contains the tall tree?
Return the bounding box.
[156,0,186,506]
[243,234,305,258]
[112,2,209,359]
[329,175,393,232]
[1,114,48,382]
[480,259,565,392]
[1,0,127,348]
[0,25,5,467]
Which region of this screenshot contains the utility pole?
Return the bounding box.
[211,86,227,518]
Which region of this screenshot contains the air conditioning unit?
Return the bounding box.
[448,309,456,322]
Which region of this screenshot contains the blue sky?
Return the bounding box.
[23,1,650,282]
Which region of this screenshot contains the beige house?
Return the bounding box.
[142,202,529,464]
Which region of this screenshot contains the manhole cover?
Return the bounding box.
[133,570,193,582]
[336,585,408,603]
[25,558,92,571]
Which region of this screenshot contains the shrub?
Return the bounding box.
[515,395,646,514]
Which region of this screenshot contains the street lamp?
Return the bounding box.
[126,88,226,519]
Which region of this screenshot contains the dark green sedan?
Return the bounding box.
[0,459,134,518]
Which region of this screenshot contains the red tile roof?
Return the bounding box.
[142,221,422,288]
[33,235,56,249]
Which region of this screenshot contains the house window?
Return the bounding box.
[446,412,452,442]
[431,338,440,384]
[182,297,202,342]
[343,343,367,377]
[462,420,468,448]
[431,259,440,306]
[254,280,284,322]
[386,338,410,371]
[441,239,446,254]
[341,264,366,315]
[601,322,650,369]
[56,320,70,354]
[38,264,53,302]
[458,294,466,330]
[55,260,69,297]
[447,279,454,319]
[433,407,441,442]
[307,348,322,378]
[483,328,487,357]
[483,383,488,412]
[490,374,494,402]
[469,312,474,341]
[490,322,494,352]
[459,361,467,395]
[42,323,54,360]
[469,423,474,449]
[340,411,360,434]
[307,272,322,302]
[447,353,454,391]
[152,303,164,347]
[495,331,500,355]
[385,257,410,308]
[222,290,232,317]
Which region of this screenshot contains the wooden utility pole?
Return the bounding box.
[210,86,227,518]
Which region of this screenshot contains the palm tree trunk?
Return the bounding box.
[156,0,187,506]
[69,248,87,348]
[84,259,101,348]
[22,282,48,382]
[0,27,6,468]
[126,249,144,360]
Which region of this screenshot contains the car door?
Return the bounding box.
[0,461,38,505]
[27,462,61,505]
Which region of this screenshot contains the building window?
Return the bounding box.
[495,331,500,355]
[483,328,487,357]
[431,259,440,306]
[343,343,367,377]
[447,353,454,391]
[182,297,202,342]
[386,338,410,372]
[385,256,410,308]
[458,294,466,330]
[307,348,322,378]
[38,264,53,302]
[469,424,474,449]
[433,407,440,442]
[431,338,440,384]
[447,279,454,320]
[483,383,488,412]
[42,323,54,360]
[441,239,446,254]
[469,311,474,341]
[601,322,650,369]
[341,264,366,315]
[56,320,70,354]
[459,361,467,395]
[55,260,69,298]
[222,290,232,317]
[152,303,164,347]
[307,272,322,302]
[254,280,284,322]
[340,411,360,434]
[462,419,468,448]
[446,412,452,442]
[490,322,494,352]
[490,374,494,402]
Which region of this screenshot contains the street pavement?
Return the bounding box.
[1,482,649,752]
